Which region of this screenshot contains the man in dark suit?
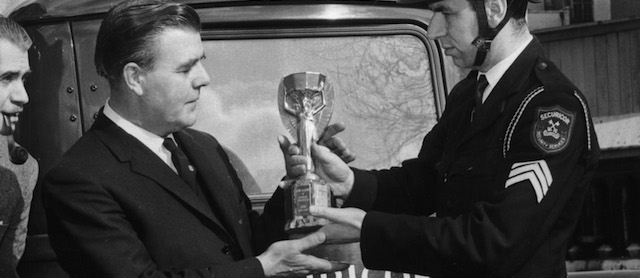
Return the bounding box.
[0,16,38,278]
[42,1,344,277]
[282,0,600,277]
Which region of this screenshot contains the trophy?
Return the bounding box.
[278,72,335,234]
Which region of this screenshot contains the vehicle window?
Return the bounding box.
[194,34,438,194]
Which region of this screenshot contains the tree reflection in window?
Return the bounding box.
[197,35,437,194]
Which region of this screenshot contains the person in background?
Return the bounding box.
[42,1,345,277]
[281,0,600,277]
[0,16,38,278]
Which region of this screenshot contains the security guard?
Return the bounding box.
[280,0,601,277]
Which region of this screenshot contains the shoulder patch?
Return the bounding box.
[531,106,575,154]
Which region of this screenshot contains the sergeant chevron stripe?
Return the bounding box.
[505,160,553,203]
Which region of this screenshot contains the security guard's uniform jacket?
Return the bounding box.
[344,38,600,277]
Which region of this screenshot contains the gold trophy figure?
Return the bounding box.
[278,72,334,234]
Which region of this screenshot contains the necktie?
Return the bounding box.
[163,137,200,196]
[475,74,489,109]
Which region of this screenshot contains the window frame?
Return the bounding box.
[200,23,448,207]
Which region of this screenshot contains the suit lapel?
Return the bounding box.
[91,112,231,237]
[174,131,246,249]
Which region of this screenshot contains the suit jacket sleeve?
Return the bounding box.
[0,167,22,278]
[215,141,287,255]
[249,187,287,254]
[342,76,467,214]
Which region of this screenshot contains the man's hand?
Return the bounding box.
[310,143,354,199]
[257,232,349,277]
[311,206,365,245]
[278,123,355,198]
[278,123,355,179]
[278,135,306,180]
[318,123,356,163]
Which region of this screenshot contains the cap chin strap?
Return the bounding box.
[471,0,512,67]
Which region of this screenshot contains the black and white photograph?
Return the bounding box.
[1,0,639,277]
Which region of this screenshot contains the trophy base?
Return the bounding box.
[285,215,330,235]
[284,176,332,235]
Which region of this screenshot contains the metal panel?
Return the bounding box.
[569,270,640,277]
[8,0,401,22]
[71,20,110,132]
[594,114,640,150]
[17,21,81,277]
[536,18,640,118]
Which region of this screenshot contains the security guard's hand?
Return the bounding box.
[278,123,355,198]
[310,143,354,199]
[311,206,365,244]
[257,231,349,277]
[318,123,356,163]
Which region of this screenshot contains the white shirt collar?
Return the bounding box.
[103,100,176,172]
[478,35,533,103]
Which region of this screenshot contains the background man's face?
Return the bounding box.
[0,39,30,135]
[137,28,211,136]
[426,0,480,68]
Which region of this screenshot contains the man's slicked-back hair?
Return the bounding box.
[94,0,201,85]
[0,16,32,51]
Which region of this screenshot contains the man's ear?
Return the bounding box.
[123,62,145,96]
[486,0,508,28]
